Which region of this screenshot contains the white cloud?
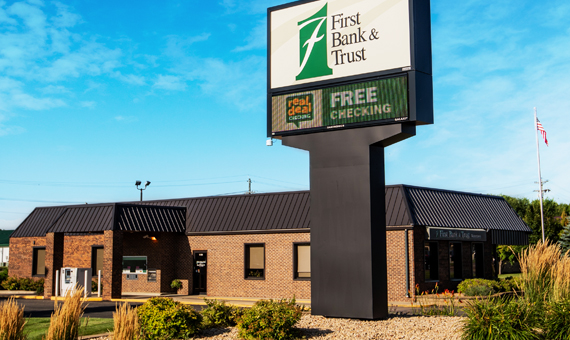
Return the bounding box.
[114,115,138,123]
[80,101,95,109]
[152,74,186,91]
[39,85,70,94]
[233,20,266,52]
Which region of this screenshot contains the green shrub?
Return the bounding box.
[0,277,43,292]
[496,276,520,293]
[457,278,496,296]
[237,298,303,340]
[91,279,103,293]
[1,277,18,290]
[201,299,242,328]
[170,279,182,290]
[0,267,8,285]
[462,297,541,340]
[137,297,202,339]
[544,300,570,340]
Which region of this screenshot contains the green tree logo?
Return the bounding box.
[296,3,333,81]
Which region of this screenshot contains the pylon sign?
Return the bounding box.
[268,0,433,137]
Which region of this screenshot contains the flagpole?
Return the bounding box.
[534,107,546,242]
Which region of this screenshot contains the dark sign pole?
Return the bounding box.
[283,123,415,319]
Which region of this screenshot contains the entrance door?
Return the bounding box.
[193,251,207,294]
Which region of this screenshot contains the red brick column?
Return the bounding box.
[103,230,123,300]
[44,232,64,299]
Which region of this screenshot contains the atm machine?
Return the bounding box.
[60,267,92,297]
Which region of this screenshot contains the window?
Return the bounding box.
[245,244,264,279]
[424,242,438,281]
[472,243,484,278]
[449,243,462,280]
[122,256,147,274]
[294,243,310,279]
[32,247,46,276]
[91,246,104,276]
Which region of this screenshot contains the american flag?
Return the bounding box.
[536,118,548,146]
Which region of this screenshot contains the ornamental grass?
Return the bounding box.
[0,297,27,340]
[112,303,139,340]
[44,285,86,340]
[517,241,561,304]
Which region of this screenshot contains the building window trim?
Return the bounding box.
[32,246,46,277]
[244,243,265,280]
[293,242,310,281]
[91,245,104,277]
[424,241,439,282]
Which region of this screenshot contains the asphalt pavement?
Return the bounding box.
[0,297,204,318]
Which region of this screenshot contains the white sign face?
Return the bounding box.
[270,0,411,90]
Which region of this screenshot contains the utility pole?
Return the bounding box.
[246,178,254,194]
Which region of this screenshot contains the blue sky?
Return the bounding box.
[1,0,569,230]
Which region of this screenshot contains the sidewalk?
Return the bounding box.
[113,293,312,308]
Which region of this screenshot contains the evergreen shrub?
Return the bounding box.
[137,297,202,339]
[201,298,242,328]
[237,298,303,340]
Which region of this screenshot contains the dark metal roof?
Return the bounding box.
[11,206,67,238]
[115,205,185,233]
[138,191,311,234]
[48,205,114,233]
[11,186,530,242]
[400,185,531,233]
[385,186,413,226]
[10,204,185,237]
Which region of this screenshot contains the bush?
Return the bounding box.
[137,297,202,339]
[201,299,242,328]
[0,297,27,340]
[0,277,44,293]
[113,303,139,340]
[496,276,520,293]
[462,297,540,340]
[0,267,8,285]
[170,279,182,290]
[544,300,570,340]
[44,286,86,340]
[237,298,303,340]
[457,279,496,296]
[91,279,102,293]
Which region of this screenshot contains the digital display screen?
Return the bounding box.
[271,75,408,136]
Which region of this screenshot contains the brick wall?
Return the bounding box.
[120,232,180,294]
[386,229,415,302]
[186,233,311,299]
[62,234,104,268]
[8,237,46,277]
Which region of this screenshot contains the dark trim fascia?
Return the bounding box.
[187,228,310,236]
[386,225,414,231]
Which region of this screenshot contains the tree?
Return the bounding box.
[496,245,525,276]
[559,218,570,255]
[501,195,565,244]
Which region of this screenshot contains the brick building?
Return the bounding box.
[9,185,531,302]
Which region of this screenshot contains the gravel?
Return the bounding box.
[89,314,465,339]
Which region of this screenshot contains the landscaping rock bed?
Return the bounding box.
[89,314,465,339]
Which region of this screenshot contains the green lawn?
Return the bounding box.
[24,318,114,340]
[498,272,521,279]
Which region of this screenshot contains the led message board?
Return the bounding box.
[268,0,433,137]
[272,75,408,135]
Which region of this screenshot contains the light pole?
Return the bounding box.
[135,181,151,201]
